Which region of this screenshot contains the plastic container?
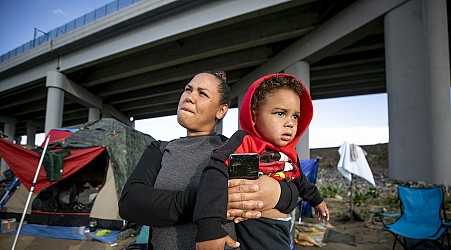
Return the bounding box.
[89,219,97,232]
[1,218,17,233]
[79,226,86,235]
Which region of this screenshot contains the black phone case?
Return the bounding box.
[228,153,259,180]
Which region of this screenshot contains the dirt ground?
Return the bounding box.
[0,223,393,250]
[0,197,399,250]
[0,196,447,250]
[296,197,397,250]
[305,221,394,250]
[305,196,450,250]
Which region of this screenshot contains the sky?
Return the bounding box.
[0,0,114,55]
[1,0,391,149]
[135,94,389,149]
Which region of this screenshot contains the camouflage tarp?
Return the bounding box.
[63,118,154,197]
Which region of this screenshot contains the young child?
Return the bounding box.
[193,73,329,249]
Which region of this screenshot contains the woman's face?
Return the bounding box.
[177,73,228,136]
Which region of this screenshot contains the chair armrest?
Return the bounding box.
[368,210,400,228]
[443,222,451,228]
[368,210,401,218]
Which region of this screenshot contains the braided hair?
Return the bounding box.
[206,70,231,106]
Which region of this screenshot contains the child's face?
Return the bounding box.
[252,88,301,147]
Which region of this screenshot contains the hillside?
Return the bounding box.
[310,143,394,198]
[311,143,388,170]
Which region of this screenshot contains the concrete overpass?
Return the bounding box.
[0,0,450,185]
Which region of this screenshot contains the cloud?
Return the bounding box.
[52,9,68,17]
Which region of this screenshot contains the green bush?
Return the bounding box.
[353,188,371,206]
[385,193,398,207]
[320,184,342,198]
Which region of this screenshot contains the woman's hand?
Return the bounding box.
[196,235,240,250]
[227,175,281,222]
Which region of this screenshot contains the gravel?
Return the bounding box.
[315,165,450,198]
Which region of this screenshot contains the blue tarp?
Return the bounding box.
[299,158,320,217]
[135,225,150,244]
[2,224,120,244]
[0,177,20,210]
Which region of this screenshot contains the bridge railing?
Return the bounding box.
[0,0,140,64]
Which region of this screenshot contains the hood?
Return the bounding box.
[239,73,313,162]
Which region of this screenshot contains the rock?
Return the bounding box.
[311,143,449,199]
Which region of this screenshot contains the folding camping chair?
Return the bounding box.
[370,186,450,249]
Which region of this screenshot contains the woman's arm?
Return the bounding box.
[227,176,299,222]
[119,140,266,227]
[118,141,196,227]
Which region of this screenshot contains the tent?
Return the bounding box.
[0,118,154,229]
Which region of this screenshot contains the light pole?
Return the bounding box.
[32,28,49,48]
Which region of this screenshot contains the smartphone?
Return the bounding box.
[228,153,259,180]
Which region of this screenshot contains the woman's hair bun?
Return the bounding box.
[214,70,227,83]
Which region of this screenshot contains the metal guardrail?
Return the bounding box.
[0,0,140,63]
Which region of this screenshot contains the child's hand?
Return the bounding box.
[196,235,240,250]
[313,201,330,222]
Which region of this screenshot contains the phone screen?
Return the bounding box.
[229,153,259,180]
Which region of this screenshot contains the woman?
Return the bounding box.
[119,71,299,249]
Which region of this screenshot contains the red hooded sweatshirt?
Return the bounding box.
[194,74,318,243]
[229,73,313,181]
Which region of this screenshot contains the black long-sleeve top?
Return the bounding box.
[118,137,300,230]
[119,140,196,227]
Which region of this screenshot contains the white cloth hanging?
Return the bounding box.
[337,141,376,186]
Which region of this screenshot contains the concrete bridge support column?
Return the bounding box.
[45,72,65,134]
[0,116,16,178]
[237,92,245,130]
[215,120,223,135]
[384,0,451,184]
[285,61,311,161]
[45,70,104,132]
[0,116,16,142]
[26,121,37,149]
[89,108,101,122]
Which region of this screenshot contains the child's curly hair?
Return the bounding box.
[251,75,305,112]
